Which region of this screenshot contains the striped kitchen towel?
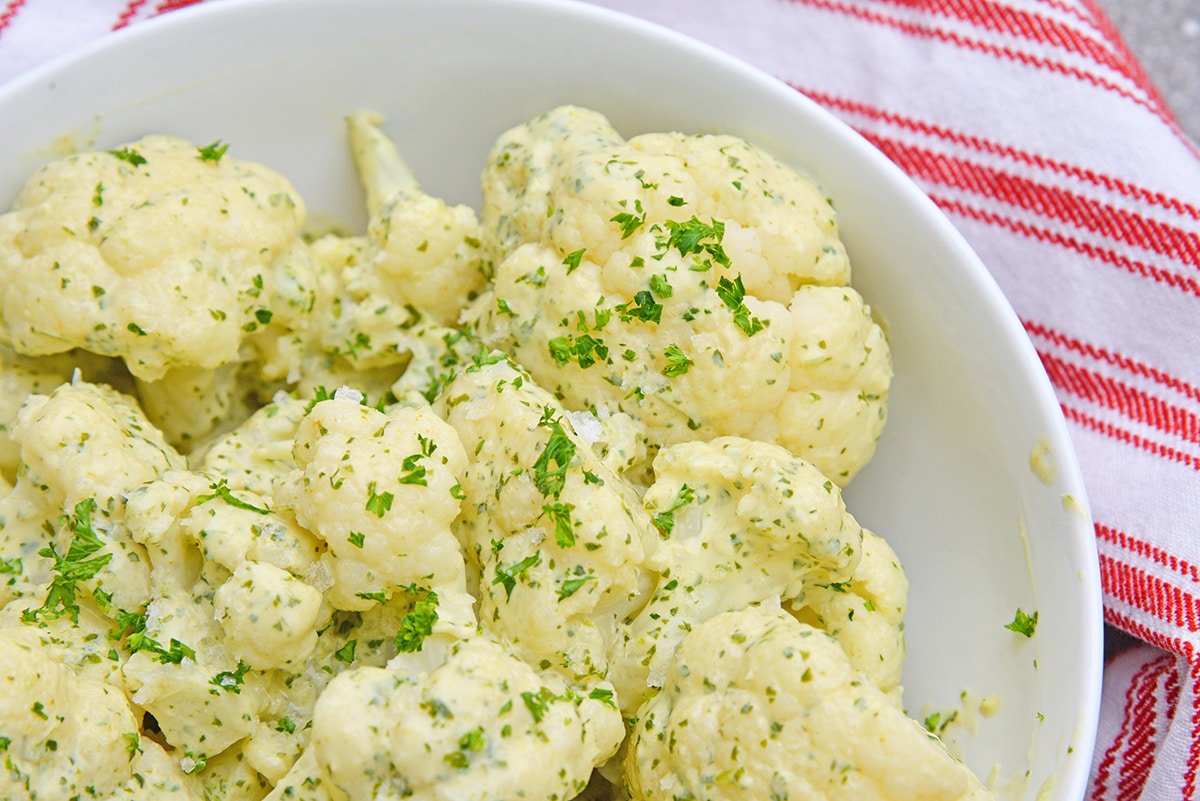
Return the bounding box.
[1,0,1199,799]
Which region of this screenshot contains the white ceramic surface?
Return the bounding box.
[0,1,1104,798]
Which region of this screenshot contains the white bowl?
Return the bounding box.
[0,0,1103,798]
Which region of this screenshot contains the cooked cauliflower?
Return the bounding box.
[438,357,661,681]
[472,105,891,484]
[268,635,623,801]
[274,392,474,636]
[624,605,991,801]
[789,527,909,698]
[0,134,311,381]
[0,107,1001,801]
[609,436,863,713]
[300,111,486,382]
[0,379,184,613]
[0,626,185,801]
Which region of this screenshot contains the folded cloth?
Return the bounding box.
[1,1,1198,799]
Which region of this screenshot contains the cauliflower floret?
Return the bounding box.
[177,482,321,581]
[213,560,324,671]
[0,626,145,800]
[0,135,310,381]
[0,348,77,482]
[268,635,623,801]
[625,605,991,801]
[274,394,474,637]
[609,436,862,714]
[0,379,184,614]
[789,527,909,698]
[14,378,184,510]
[472,106,891,484]
[438,357,661,681]
[299,111,486,380]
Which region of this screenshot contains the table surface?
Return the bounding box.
[1095,0,1200,142]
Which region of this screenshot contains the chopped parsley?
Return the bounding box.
[610,200,646,239]
[532,411,576,498]
[197,140,229,163]
[663,216,730,268]
[27,498,111,623]
[1005,607,1039,638]
[109,147,147,167]
[558,573,593,600]
[196,479,271,515]
[394,587,440,653]
[333,640,358,664]
[398,453,429,487]
[209,661,251,694]
[650,484,697,536]
[539,502,576,547]
[548,333,609,369]
[563,248,586,274]
[715,274,766,336]
[365,482,394,517]
[493,552,541,601]
[648,273,674,298]
[520,688,556,723]
[616,290,663,325]
[662,344,693,377]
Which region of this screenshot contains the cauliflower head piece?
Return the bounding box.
[439,356,661,682]
[0,135,311,381]
[268,635,624,801]
[274,391,474,638]
[609,436,863,714]
[624,605,991,801]
[472,105,891,484]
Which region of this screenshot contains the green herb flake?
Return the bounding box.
[155,638,196,665]
[548,333,609,369]
[1005,608,1039,638]
[365,482,395,518]
[31,498,111,623]
[197,478,272,515]
[651,484,697,536]
[715,274,766,336]
[616,290,663,325]
[540,502,576,548]
[493,552,542,601]
[610,209,645,239]
[394,588,440,653]
[649,273,674,298]
[197,140,230,163]
[663,216,730,267]
[334,640,358,664]
[563,248,586,274]
[521,688,554,723]
[558,574,593,600]
[662,344,693,377]
[209,661,251,694]
[532,411,576,498]
[109,147,147,167]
